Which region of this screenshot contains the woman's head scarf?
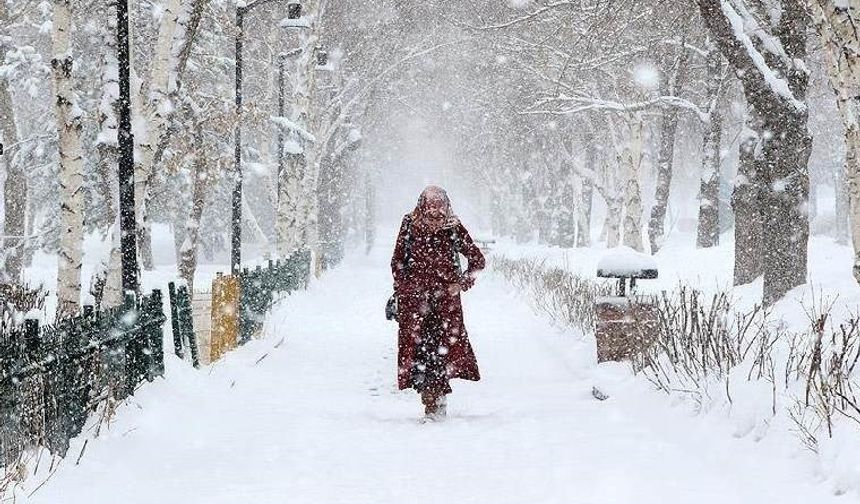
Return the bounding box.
[411,185,459,229]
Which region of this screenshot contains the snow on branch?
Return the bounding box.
[720,0,806,111]
[453,1,576,31]
[270,115,317,143]
[527,94,710,123]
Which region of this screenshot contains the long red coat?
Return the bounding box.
[391,214,486,390]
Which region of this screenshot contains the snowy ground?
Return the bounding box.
[13,242,849,504]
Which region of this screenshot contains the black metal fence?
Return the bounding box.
[239,250,311,343]
[0,290,165,467]
[167,282,200,368]
[167,250,311,366]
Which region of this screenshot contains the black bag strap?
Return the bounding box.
[402,215,462,276]
[450,226,462,274]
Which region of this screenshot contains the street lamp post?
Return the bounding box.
[276,52,287,204]
[232,0,299,275]
[117,0,139,295]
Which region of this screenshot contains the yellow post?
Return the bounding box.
[210,274,241,362]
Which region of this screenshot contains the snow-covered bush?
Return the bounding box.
[493,254,860,494]
[491,255,611,333]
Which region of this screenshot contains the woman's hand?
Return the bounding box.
[447,283,461,296]
[459,272,477,292]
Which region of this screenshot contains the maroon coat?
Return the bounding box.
[391,214,486,390]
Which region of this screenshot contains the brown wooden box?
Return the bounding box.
[594,297,658,363]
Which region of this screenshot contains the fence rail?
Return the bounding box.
[240,250,311,343]
[0,290,165,467]
[168,250,311,365]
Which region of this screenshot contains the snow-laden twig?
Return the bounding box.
[270,115,317,143]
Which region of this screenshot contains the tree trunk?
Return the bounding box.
[622,116,644,251]
[277,152,306,256]
[52,0,85,317]
[133,0,182,270]
[95,0,122,305]
[178,121,207,295]
[835,166,850,244]
[576,176,593,247]
[277,1,321,258]
[0,2,26,283]
[100,219,123,309]
[697,0,812,304]
[648,107,679,254]
[576,146,595,248]
[299,1,322,271]
[760,111,812,305]
[647,45,688,254]
[733,122,763,286]
[810,0,860,281]
[604,198,622,249]
[697,39,724,249]
[557,168,576,248]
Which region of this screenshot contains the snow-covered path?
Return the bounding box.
[24,249,844,504]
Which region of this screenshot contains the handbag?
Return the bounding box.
[386,217,412,322]
[385,294,398,321]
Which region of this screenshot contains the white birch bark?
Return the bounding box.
[277,0,323,260]
[52,0,85,317]
[0,1,26,283]
[99,219,124,309]
[810,0,860,282]
[94,2,123,309]
[621,115,644,252]
[133,0,183,269]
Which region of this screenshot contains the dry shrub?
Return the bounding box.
[492,254,860,451]
[491,255,611,333]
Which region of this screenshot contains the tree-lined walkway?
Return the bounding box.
[21,248,844,504]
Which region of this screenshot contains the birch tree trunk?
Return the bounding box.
[178,120,207,295]
[604,199,622,248]
[133,0,183,270]
[622,116,644,252]
[95,1,123,308]
[810,0,860,282]
[300,5,322,271]
[696,39,725,249]
[576,175,593,247]
[648,106,679,254]
[836,167,850,244]
[648,46,688,254]
[277,0,322,259]
[52,0,85,317]
[0,1,26,283]
[101,228,123,309]
[575,146,595,248]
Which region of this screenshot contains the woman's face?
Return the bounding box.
[422,197,447,231]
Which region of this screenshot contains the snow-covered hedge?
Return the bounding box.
[492,254,860,496]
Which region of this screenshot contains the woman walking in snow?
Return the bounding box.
[390,186,485,420]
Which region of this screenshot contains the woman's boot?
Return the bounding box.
[435,394,447,419]
[421,390,437,417]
